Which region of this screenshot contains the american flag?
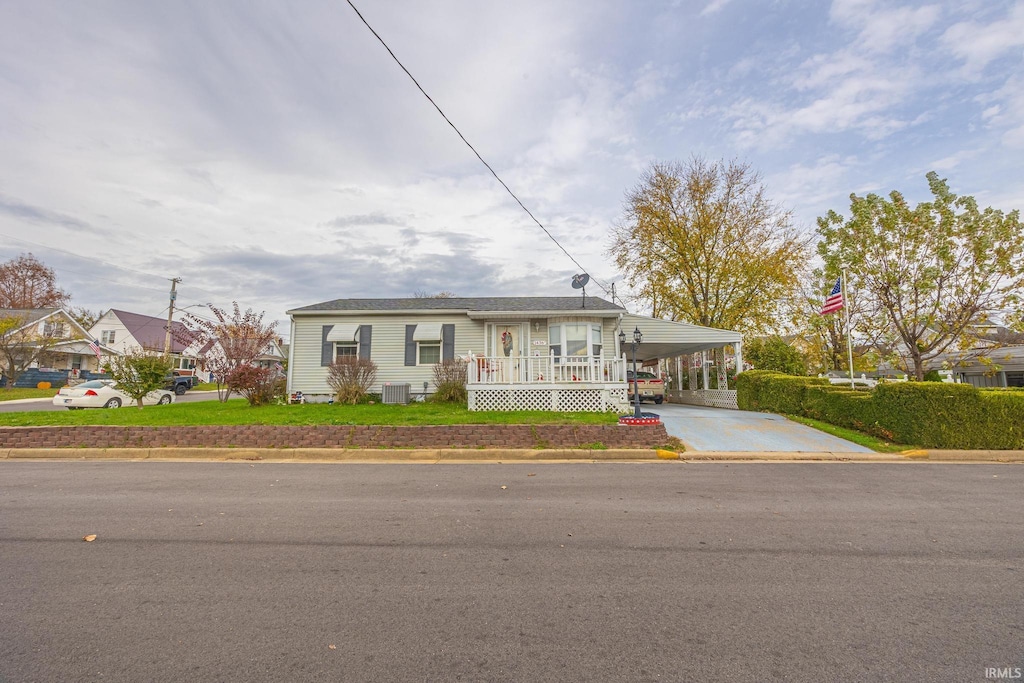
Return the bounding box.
[820,276,844,315]
[88,338,102,360]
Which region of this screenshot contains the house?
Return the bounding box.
[945,345,1024,388]
[286,296,743,411]
[88,309,197,372]
[0,308,105,386]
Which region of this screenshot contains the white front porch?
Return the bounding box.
[466,354,630,412]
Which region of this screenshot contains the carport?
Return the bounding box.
[618,313,742,409]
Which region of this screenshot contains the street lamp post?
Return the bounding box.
[619,326,643,418]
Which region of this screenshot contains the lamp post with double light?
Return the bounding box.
[619,326,643,418]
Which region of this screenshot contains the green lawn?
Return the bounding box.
[0,399,620,427]
[784,414,919,453]
[0,387,61,401]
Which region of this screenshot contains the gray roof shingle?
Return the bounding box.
[289,296,625,314]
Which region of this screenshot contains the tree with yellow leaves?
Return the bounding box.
[608,157,809,335]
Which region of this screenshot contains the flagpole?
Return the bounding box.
[843,268,855,389]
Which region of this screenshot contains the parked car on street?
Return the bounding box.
[52,380,175,409]
[626,370,665,404]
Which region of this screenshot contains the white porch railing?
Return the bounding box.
[467,354,627,385]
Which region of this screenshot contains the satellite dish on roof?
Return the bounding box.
[571,273,590,308]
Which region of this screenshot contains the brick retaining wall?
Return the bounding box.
[0,424,669,449]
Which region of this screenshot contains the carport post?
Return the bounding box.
[734,341,743,376]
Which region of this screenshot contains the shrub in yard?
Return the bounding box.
[326,357,378,404]
[430,358,467,404]
[229,364,282,406]
[744,336,807,376]
[738,370,1024,449]
[735,370,827,413]
[107,350,172,408]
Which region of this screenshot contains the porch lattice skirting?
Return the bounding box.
[468,385,629,412]
[674,389,738,409]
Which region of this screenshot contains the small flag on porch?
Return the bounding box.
[88,338,102,360]
[820,276,844,315]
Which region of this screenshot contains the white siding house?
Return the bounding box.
[288,297,744,412]
[88,309,197,372]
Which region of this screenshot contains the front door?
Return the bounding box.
[490,324,522,382]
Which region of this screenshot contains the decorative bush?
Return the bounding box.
[326,357,378,405]
[743,336,808,375]
[229,364,284,406]
[737,371,1024,449]
[431,358,468,404]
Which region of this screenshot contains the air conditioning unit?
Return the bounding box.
[381,382,411,404]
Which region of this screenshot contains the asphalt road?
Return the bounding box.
[0,390,223,412]
[1,462,1021,682]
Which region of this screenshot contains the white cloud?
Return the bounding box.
[700,0,733,17]
[1,0,1022,330]
[941,2,1024,74]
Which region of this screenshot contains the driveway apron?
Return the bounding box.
[654,403,873,453]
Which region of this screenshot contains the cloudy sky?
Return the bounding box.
[1,0,1022,337]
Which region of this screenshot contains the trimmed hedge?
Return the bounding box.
[736,370,1024,449]
[735,371,829,414]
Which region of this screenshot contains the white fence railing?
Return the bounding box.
[467,354,627,385]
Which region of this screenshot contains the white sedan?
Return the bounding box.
[52,380,175,409]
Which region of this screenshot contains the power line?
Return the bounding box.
[343,0,613,299]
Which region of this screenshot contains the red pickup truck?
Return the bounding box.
[626,370,665,404]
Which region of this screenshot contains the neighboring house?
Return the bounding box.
[255,339,288,370]
[88,309,197,372]
[944,345,1024,388]
[0,308,104,386]
[287,296,743,411]
[191,338,287,382]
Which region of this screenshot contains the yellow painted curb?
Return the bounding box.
[656,449,680,460]
[901,449,929,459]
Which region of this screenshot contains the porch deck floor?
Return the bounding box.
[654,403,873,453]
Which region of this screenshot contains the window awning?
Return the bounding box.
[326,323,360,342]
[412,323,443,341]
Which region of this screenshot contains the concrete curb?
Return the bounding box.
[0,448,1021,462]
[681,451,908,461]
[0,447,673,462]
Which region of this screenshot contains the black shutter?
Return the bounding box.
[321,326,334,366]
[358,325,372,359]
[405,325,417,366]
[441,324,455,361]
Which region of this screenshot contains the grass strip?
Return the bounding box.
[0,388,60,401]
[0,399,620,427]
[784,414,919,453]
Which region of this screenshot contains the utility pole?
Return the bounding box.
[164,278,181,357]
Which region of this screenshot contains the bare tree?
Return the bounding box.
[0,253,71,309]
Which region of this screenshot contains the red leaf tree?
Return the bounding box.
[175,303,277,403]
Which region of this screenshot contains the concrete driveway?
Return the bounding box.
[654,403,873,452]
